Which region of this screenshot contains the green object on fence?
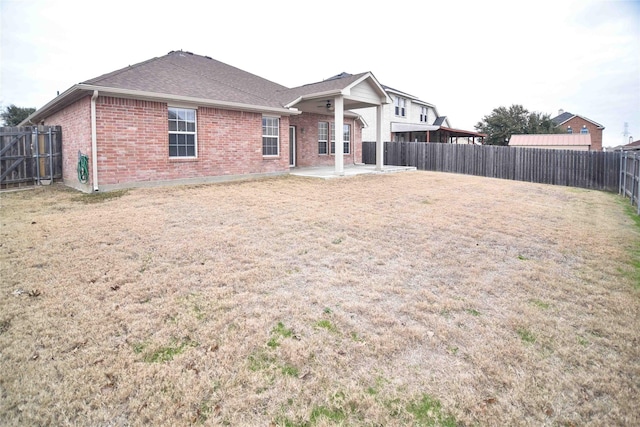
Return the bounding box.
[77,152,89,184]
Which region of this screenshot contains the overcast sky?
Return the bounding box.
[2,0,639,147]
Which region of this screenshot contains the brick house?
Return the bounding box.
[22,50,390,192]
[551,110,605,151]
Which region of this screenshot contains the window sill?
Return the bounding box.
[262,155,281,160]
[169,156,198,162]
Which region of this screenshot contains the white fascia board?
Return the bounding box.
[284,96,303,109]
[19,84,82,125]
[23,84,301,125]
[76,85,301,115]
[385,87,419,100]
[284,90,346,109]
[575,115,605,129]
[386,87,434,107]
[413,99,436,108]
[355,113,368,128]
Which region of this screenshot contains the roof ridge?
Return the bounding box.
[573,114,605,129]
[300,71,368,87]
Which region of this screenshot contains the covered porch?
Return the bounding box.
[285,72,391,175]
[391,123,487,145]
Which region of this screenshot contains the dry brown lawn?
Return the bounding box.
[1,171,639,426]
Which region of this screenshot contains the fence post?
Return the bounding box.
[637,153,640,215]
[48,127,53,181]
[619,150,624,195]
[33,127,41,185]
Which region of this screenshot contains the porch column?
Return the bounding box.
[334,95,344,175]
[375,105,383,171]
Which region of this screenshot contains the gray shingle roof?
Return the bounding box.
[84,50,292,108]
[276,72,370,105]
[23,51,385,125]
[551,111,574,125]
[83,51,377,110]
[551,111,604,129]
[433,116,447,126]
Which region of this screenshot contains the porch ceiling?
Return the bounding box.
[292,96,379,114]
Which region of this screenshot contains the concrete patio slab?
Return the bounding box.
[289,164,416,179]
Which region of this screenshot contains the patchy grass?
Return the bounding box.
[406,394,457,427]
[620,201,640,289]
[315,319,338,333]
[139,337,198,363]
[516,327,537,344]
[309,405,347,423]
[530,299,550,309]
[1,172,638,426]
[72,189,128,204]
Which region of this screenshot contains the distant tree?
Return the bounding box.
[1,104,36,126]
[475,104,560,146]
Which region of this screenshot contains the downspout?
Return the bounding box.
[90,90,99,191]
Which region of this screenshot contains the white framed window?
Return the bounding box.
[168,107,196,157]
[262,116,279,156]
[330,122,335,154]
[329,123,350,155]
[567,126,573,134]
[580,126,589,134]
[395,96,406,117]
[343,124,350,154]
[318,121,328,154]
[420,107,428,123]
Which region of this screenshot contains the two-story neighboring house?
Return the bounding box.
[358,84,485,145]
[551,110,605,151]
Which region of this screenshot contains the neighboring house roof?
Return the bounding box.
[551,112,574,126]
[433,116,447,126]
[390,123,486,138]
[382,85,436,108]
[619,139,640,150]
[382,85,420,100]
[551,111,605,129]
[21,51,389,125]
[509,134,591,147]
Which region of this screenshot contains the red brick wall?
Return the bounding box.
[95,97,291,185]
[44,95,371,190]
[289,113,363,167]
[45,96,292,189]
[560,117,603,151]
[42,96,93,191]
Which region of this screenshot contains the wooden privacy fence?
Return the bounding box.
[619,150,640,214]
[0,126,62,189]
[363,141,620,192]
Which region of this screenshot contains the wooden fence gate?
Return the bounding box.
[619,150,640,214]
[0,126,62,189]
